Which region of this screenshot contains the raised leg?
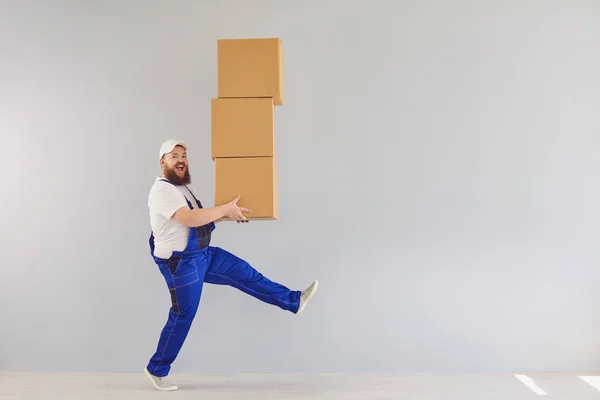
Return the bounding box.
[204,246,301,313]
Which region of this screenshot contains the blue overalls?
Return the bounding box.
[146,179,301,377]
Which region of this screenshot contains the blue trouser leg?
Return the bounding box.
[204,246,301,313]
[147,253,207,377]
[146,247,300,377]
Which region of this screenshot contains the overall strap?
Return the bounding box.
[184,185,203,209]
[184,185,216,233]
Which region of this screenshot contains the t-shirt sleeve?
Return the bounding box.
[149,182,188,220]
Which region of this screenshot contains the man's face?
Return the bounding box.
[161,145,190,185]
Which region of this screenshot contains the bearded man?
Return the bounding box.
[144,139,319,391]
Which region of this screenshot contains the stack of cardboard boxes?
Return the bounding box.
[211,38,283,220]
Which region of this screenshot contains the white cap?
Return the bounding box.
[159,139,187,159]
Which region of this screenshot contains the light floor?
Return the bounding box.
[3,372,600,399]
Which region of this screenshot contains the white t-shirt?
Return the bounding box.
[148,177,202,259]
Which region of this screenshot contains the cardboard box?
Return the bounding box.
[211,97,275,158]
[217,38,284,106]
[214,157,278,220]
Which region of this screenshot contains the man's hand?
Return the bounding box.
[221,195,251,222]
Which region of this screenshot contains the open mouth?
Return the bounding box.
[176,165,185,172]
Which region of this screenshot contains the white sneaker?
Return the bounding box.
[296,280,319,315]
[144,367,178,391]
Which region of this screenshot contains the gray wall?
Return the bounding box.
[1,0,600,374]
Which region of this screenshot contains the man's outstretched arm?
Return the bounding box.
[172,206,225,227]
[172,195,250,227]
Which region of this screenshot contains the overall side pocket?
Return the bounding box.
[172,258,200,288]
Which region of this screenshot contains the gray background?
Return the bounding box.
[1,0,599,374]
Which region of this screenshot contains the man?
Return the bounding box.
[144,139,319,391]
